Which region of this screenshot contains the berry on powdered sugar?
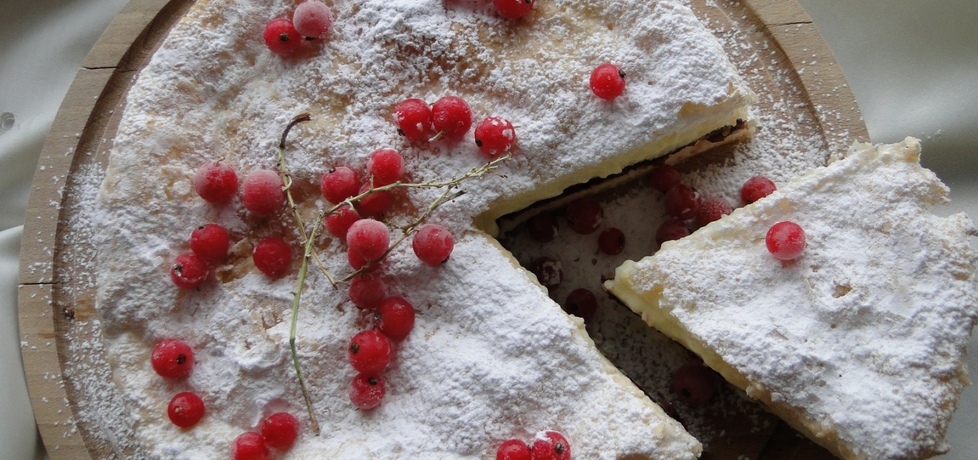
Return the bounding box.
[377,296,416,341]
[412,224,454,266]
[590,63,626,100]
[496,439,533,460]
[431,95,472,140]
[151,338,194,379]
[263,18,303,56]
[494,0,535,20]
[766,221,806,261]
[190,224,230,264]
[193,161,238,203]
[167,392,205,428]
[169,252,208,289]
[349,373,385,410]
[231,432,269,460]
[260,412,300,450]
[741,175,777,204]
[348,330,393,375]
[252,236,292,278]
[393,98,433,142]
[242,169,285,216]
[474,116,516,158]
[530,431,572,460]
[320,166,360,204]
[348,275,387,309]
[292,0,332,39]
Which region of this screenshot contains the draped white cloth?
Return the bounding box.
[1,0,974,458]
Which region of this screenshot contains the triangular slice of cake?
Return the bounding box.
[606,138,978,459]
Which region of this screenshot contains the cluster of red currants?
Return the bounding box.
[496,430,572,460]
[263,1,332,56]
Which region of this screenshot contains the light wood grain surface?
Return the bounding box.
[17,0,866,458]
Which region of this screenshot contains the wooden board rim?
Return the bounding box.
[17,0,867,458]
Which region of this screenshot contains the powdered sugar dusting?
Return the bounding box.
[86,0,759,458]
[611,139,978,459]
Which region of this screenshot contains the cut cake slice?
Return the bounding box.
[606,138,978,459]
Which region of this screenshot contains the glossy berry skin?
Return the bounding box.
[649,164,681,193]
[494,0,535,19]
[292,0,332,39]
[377,296,415,341]
[564,288,598,322]
[655,219,689,247]
[741,175,777,204]
[528,212,558,243]
[590,63,626,100]
[663,183,700,220]
[170,252,208,289]
[598,227,625,255]
[766,221,806,261]
[694,197,733,228]
[190,224,230,264]
[530,431,571,460]
[253,236,292,278]
[167,392,205,428]
[670,363,719,407]
[394,98,432,142]
[151,338,194,379]
[242,169,285,216]
[431,95,472,139]
[348,330,393,374]
[346,218,391,262]
[565,197,603,234]
[348,275,387,309]
[366,148,404,187]
[320,166,360,204]
[474,117,516,158]
[232,432,270,460]
[355,183,394,216]
[193,161,238,203]
[496,439,532,460]
[349,373,385,410]
[260,412,300,450]
[412,224,454,266]
[325,205,361,239]
[263,18,303,56]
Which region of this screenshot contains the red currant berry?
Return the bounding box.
[474,116,516,158]
[766,221,806,261]
[151,338,194,379]
[260,412,300,450]
[655,219,689,247]
[741,175,777,204]
[167,392,205,428]
[325,204,361,239]
[232,432,269,460]
[355,182,394,216]
[649,164,681,193]
[346,218,390,262]
[528,257,563,292]
[242,169,285,216]
[193,161,238,204]
[496,439,532,460]
[190,224,230,264]
[348,329,393,374]
[320,166,360,204]
[412,224,454,266]
[263,18,303,56]
[377,296,415,341]
[527,212,558,243]
[590,63,626,100]
[598,227,625,255]
[431,95,472,139]
[366,148,404,187]
[170,252,208,288]
[694,197,732,228]
[293,0,332,39]
[348,248,381,273]
[494,0,535,20]
[253,236,292,278]
[348,275,386,309]
[530,431,571,460]
[563,288,598,322]
[670,363,719,407]
[349,373,385,410]
[663,183,700,220]
[394,98,433,142]
[565,197,603,234]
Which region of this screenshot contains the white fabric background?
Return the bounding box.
[1,1,975,458]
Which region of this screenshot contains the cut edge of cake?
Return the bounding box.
[605,138,978,460]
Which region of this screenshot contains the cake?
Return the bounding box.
[93,0,755,458]
[605,138,978,459]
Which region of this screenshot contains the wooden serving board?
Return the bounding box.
[17,0,867,458]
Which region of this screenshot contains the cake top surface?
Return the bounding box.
[612,138,978,459]
[90,0,757,458]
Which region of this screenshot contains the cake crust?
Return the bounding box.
[607,138,978,460]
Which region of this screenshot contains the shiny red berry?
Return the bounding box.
[766,221,806,260]
[232,432,269,460]
[530,431,571,460]
[193,161,238,203]
[348,275,387,309]
[741,175,777,204]
[349,373,385,410]
[412,224,454,266]
[431,95,472,139]
[170,252,208,288]
[167,392,205,428]
[242,169,285,216]
[655,219,689,247]
[253,236,292,278]
[347,218,390,262]
[474,117,516,158]
[348,330,392,374]
[394,98,432,142]
[355,182,394,216]
[260,412,300,450]
[377,296,415,341]
[663,183,700,220]
[151,338,194,379]
[325,204,361,239]
[190,224,230,264]
[694,197,732,227]
[320,166,360,204]
[366,148,404,187]
[590,63,626,100]
[263,18,303,56]
[496,439,532,460]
